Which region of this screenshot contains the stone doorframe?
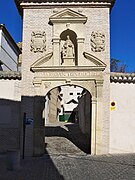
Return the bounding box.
[31,66,104,155]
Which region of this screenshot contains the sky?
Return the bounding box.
[0,0,135,72]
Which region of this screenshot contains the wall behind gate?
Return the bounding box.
[110,82,135,153]
[0,79,21,153]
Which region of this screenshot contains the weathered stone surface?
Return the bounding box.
[19,0,112,156]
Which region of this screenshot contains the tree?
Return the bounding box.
[110,58,127,73]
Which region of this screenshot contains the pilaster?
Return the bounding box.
[52,38,60,65]
[91,96,97,155]
[77,38,85,66]
[95,80,104,154]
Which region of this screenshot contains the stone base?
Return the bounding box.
[62,57,75,66]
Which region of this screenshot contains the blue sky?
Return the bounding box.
[111,0,135,72]
[0,0,135,72]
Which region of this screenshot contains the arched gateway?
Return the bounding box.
[16,0,115,156]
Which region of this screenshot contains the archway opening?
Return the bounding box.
[60,29,77,65]
[44,84,92,155]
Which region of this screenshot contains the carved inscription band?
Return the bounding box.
[36,71,101,78]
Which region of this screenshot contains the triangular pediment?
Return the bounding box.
[51,8,86,18]
[30,52,53,71]
[83,52,106,68]
[49,8,87,24]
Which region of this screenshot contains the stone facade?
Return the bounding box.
[1,0,135,156]
[14,0,115,156]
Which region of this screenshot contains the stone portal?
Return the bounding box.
[15,0,116,156]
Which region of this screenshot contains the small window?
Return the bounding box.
[69,92,73,95]
[77,93,80,95]
[60,94,63,97]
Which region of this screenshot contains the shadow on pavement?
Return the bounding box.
[45,123,91,154]
[0,150,65,180]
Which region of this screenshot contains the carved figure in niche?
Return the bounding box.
[30,31,46,53]
[62,35,75,59]
[91,31,105,52]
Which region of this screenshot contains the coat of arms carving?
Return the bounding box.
[91,32,105,52]
[30,31,46,53]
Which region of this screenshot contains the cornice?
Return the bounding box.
[31,66,105,72]
[110,72,135,84]
[14,0,116,16]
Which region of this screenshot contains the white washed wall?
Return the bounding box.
[110,82,135,153]
[0,79,21,101]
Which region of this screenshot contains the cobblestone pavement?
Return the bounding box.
[0,153,135,180]
[45,122,90,154]
[0,122,135,179]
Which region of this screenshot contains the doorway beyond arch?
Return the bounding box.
[44,84,92,154]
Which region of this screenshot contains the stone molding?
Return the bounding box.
[110,72,135,83]
[32,68,103,87]
[30,52,53,70]
[31,65,106,73]
[15,0,116,16]
[83,52,106,67]
[30,51,106,72]
[49,8,87,25]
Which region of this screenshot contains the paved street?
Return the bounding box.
[0,122,135,179]
[0,153,135,179]
[45,122,90,155]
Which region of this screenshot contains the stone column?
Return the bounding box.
[91,96,97,155]
[95,80,104,154]
[52,38,60,66]
[77,38,84,66]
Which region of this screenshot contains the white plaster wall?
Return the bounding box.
[0,32,18,71]
[0,79,21,101]
[60,85,83,112]
[64,103,78,112]
[110,82,135,153]
[61,86,83,103]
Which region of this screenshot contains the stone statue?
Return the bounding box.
[62,35,75,59]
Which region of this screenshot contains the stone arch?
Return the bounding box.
[44,83,92,154]
[42,81,96,98]
[60,29,77,65]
